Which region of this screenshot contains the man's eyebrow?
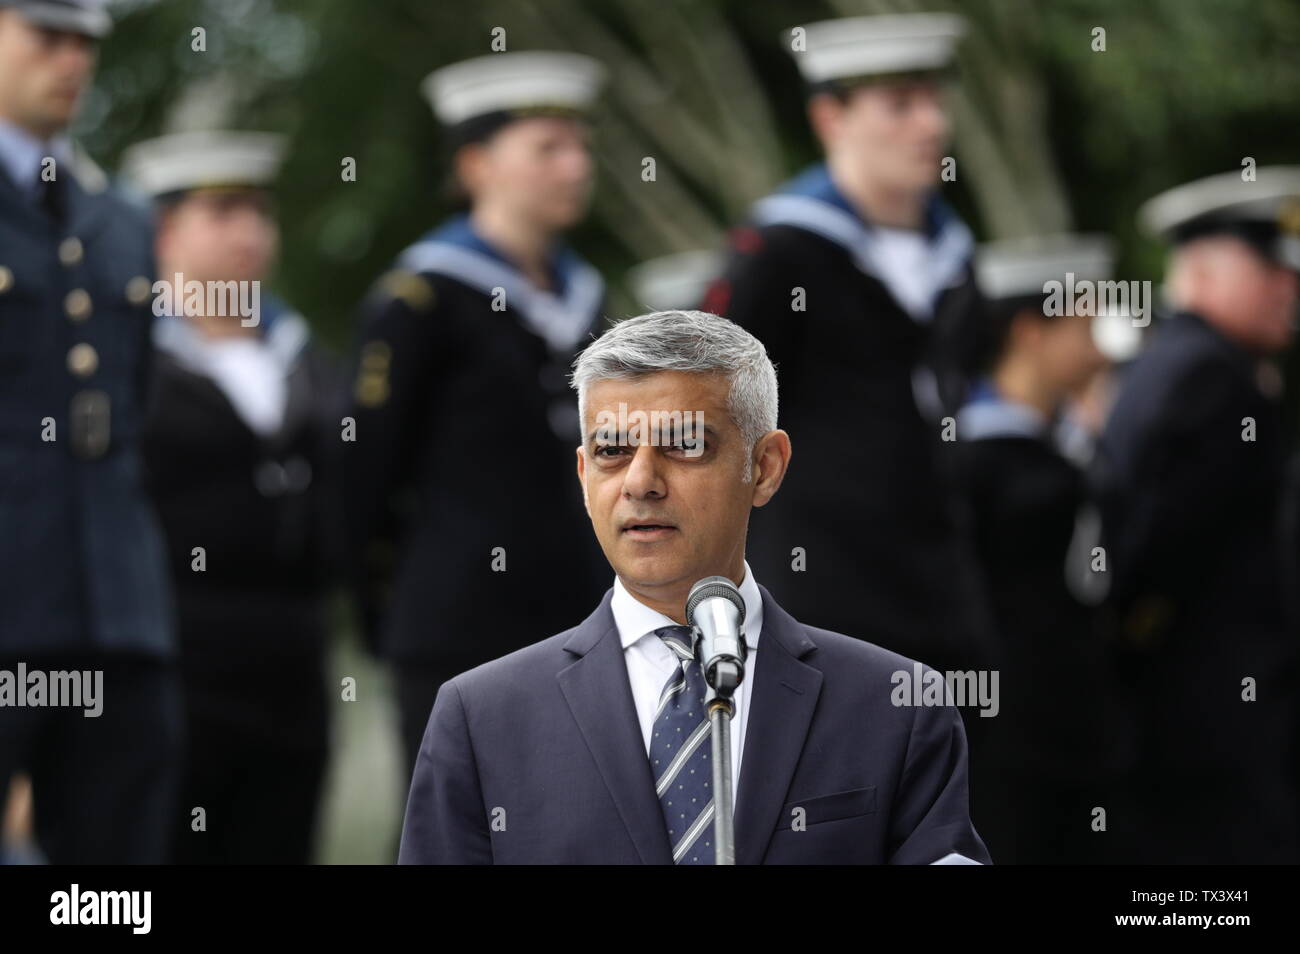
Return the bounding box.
[585,422,718,443]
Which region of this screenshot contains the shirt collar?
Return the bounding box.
[612,560,763,652]
[0,118,73,196]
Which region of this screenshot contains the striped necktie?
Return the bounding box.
[649,624,715,865]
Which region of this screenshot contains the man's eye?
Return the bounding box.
[594,445,625,457]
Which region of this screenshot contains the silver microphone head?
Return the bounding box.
[686,576,747,694]
[685,576,745,627]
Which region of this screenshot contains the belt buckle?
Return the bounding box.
[69,389,111,459]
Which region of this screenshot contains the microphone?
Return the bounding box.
[685,576,748,697]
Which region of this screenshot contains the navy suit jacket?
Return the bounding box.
[399,583,991,864]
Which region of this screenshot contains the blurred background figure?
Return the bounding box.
[341,51,611,789]
[1093,167,1300,863]
[953,235,1136,864]
[0,0,181,863]
[627,250,723,313]
[702,13,994,674]
[125,130,340,864]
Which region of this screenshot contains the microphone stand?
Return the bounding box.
[699,647,742,865]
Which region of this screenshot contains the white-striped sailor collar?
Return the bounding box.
[152,293,310,373]
[956,378,1050,442]
[749,162,973,323]
[397,212,603,353]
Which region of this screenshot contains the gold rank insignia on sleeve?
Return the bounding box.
[354,340,393,408]
[375,269,436,312]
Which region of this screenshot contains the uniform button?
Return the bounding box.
[0,265,11,294]
[58,237,83,266]
[65,288,92,322]
[125,275,153,306]
[67,343,98,378]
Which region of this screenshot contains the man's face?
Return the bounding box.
[576,371,779,600]
[0,11,96,138]
[156,191,279,286]
[459,115,594,232]
[1038,311,1108,396]
[815,78,951,194]
[1180,237,1299,355]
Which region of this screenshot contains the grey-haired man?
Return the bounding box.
[399,310,989,865]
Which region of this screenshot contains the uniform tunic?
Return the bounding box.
[1093,310,1299,863]
[142,300,339,863]
[953,384,1132,863]
[702,164,993,672]
[343,215,609,772]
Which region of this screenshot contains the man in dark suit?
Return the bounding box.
[1094,167,1300,863]
[700,13,992,675]
[399,309,990,864]
[0,0,180,863]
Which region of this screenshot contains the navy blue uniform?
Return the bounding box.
[1093,310,1300,863]
[702,164,993,674]
[342,215,609,776]
[0,148,179,863]
[141,298,339,863]
[952,386,1133,863]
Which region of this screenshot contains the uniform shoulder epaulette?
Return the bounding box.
[374,269,436,313]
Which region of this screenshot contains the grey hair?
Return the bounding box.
[570,309,779,480]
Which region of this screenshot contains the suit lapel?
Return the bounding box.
[557,590,674,864]
[734,584,823,865]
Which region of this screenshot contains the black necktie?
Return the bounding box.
[38,168,67,226]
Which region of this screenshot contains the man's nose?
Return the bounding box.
[622,444,666,498]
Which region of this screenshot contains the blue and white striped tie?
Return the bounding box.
[649,624,715,865]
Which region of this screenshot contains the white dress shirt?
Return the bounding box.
[610,561,763,808]
[0,118,71,199]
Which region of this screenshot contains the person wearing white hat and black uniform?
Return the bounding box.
[1093,167,1300,863]
[701,14,993,678]
[951,235,1137,864]
[124,130,341,863]
[342,52,612,785]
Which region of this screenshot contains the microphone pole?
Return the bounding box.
[686,576,748,865]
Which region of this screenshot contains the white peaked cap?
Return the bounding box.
[975,234,1115,301]
[121,130,287,198]
[787,13,965,84]
[1138,166,1300,235]
[422,51,606,126]
[628,251,725,312]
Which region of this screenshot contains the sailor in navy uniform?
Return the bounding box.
[1093,168,1300,863]
[124,130,339,863]
[701,14,992,672]
[0,0,181,864]
[343,52,611,779]
[951,236,1137,864]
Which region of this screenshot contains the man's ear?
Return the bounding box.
[806,93,843,151]
[750,429,791,508]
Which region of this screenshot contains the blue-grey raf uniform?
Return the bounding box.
[0,0,179,864]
